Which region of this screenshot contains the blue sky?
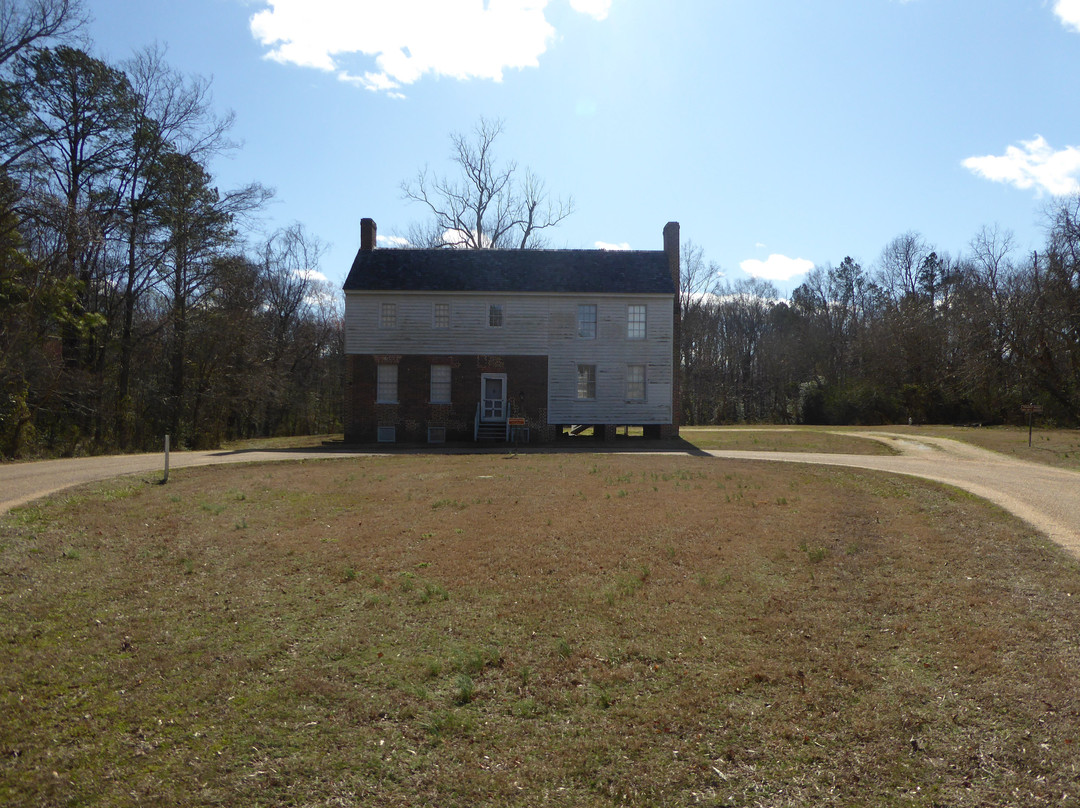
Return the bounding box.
[84,0,1080,294]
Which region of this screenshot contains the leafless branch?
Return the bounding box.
[401,116,573,249]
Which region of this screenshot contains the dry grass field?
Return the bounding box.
[882,425,1080,471]
[680,424,1080,470]
[3,452,1080,806]
[679,428,896,455]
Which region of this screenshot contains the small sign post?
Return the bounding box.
[163,434,170,484]
[1020,404,1043,447]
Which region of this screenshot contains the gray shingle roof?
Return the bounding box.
[343,248,676,295]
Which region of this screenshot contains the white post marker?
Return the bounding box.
[164,434,170,484]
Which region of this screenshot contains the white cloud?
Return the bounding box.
[250,0,610,94]
[569,0,611,20]
[595,240,630,250]
[962,136,1080,196]
[740,254,814,282]
[297,267,330,283]
[377,234,411,248]
[1055,0,1080,32]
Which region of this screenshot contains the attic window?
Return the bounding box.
[488,304,503,328]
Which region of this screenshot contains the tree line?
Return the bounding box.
[680,206,1080,427]
[2,2,1073,456]
[0,0,342,458]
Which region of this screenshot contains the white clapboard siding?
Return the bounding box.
[345,292,554,355]
[345,290,675,424]
[546,359,672,424]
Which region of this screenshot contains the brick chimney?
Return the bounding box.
[663,221,679,292]
[360,218,377,251]
[663,221,681,436]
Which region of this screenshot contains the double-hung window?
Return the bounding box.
[376,364,398,403]
[626,364,646,401]
[379,302,397,329]
[430,365,451,403]
[488,303,503,328]
[627,304,646,339]
[433,302,450,329]
[577,304,597,339]
[576,364,596,400]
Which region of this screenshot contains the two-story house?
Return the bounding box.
[342,219,680,443]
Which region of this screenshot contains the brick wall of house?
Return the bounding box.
[344,354,549,443]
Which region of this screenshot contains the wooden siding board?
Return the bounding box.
[346,291,674,425]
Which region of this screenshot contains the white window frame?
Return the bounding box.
[376,364,398,403]
[430,365,451,404]
[627,304,646,339]
[576,364,596,400]
[379,302,397,329]
[433,302,450,329]
[577,303,597,339]
[488,303,504,328]
[626,364,646,401]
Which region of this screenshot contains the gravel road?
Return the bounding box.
[0,448,351,515]
[705,431,1080,558]
[2,433,1078,558]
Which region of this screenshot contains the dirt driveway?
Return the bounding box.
[2,433,1079,558]
[0,448,349,515]
[704,431,1080,558]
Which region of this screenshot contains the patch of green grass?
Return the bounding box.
[431,498,468,510]
[97,481,142,502]
[452,674,475,705]
[512,697,541,718]
[424,709,474,740]
[7,505,45,525]
[798,541,830,564]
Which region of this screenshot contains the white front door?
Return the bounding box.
[481,374,507,421]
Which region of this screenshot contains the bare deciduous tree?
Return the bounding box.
[401,117,573,249]
[876,230,930,301]
[0,0,85,67]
